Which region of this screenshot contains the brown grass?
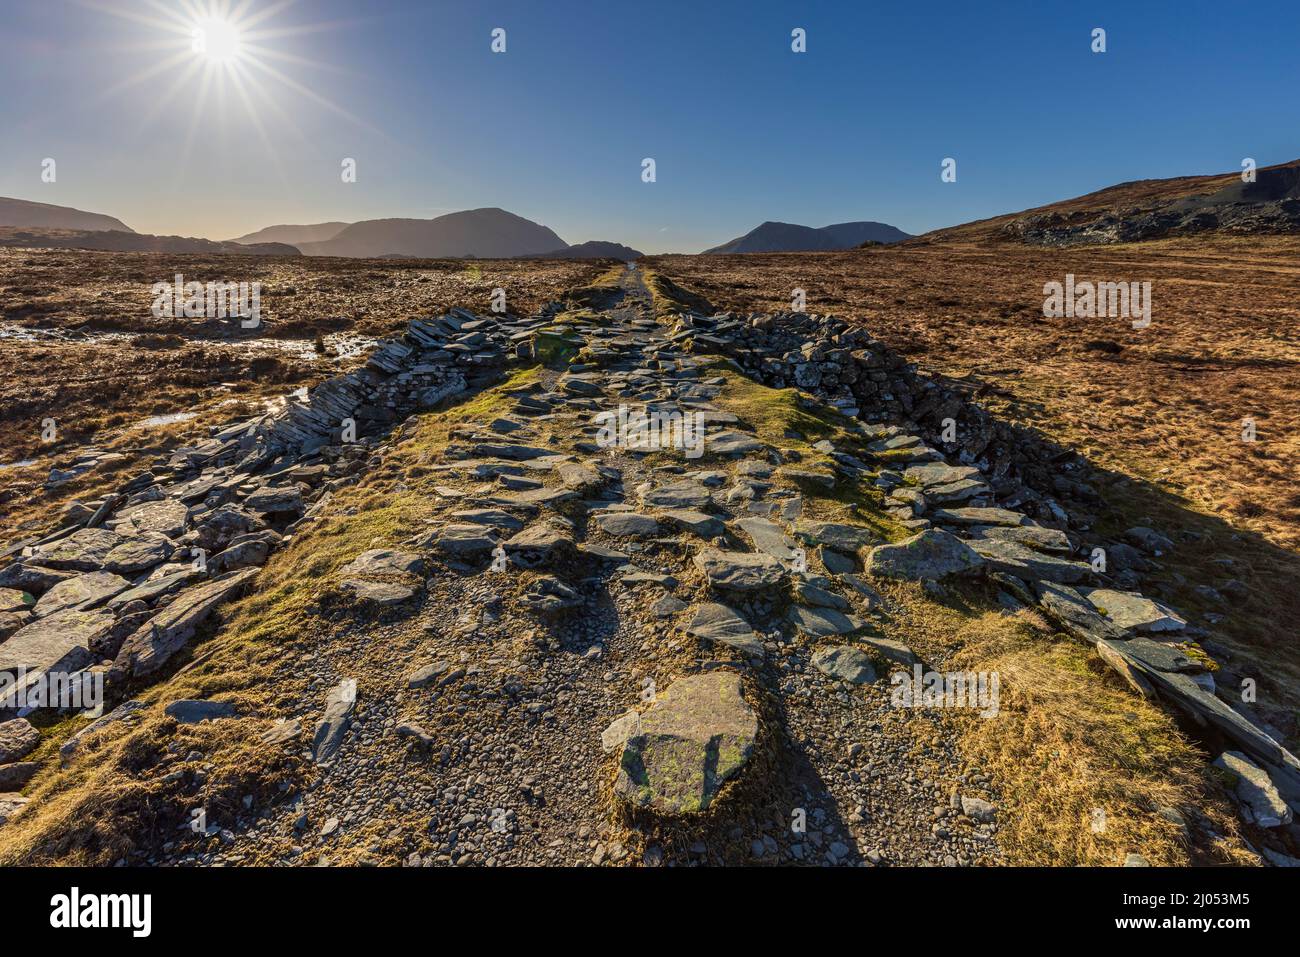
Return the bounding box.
[645,238,1300,740]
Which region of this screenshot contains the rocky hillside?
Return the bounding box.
[230,223,350,246]
[0,266,1293,867]
[917,159,1300,246]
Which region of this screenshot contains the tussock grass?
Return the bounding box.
[879,581,1250,866]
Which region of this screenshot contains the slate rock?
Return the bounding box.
[788,605,866,637]
[683,603,765,657]
[32,571,130,619]
[811,646,877,684]
[594,512,661,538]
[693,548,787,591]
[865,529,983,581]
[164,699,237,724]
[614,672,757,814]
[0,718,41,764]
[311,682,357,765]
[1081,588,1186,633]
[1212,751,1293,828]
[969,538,1090,583]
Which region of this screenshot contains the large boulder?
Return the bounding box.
[615,672,757,814]
[865,529,983,581]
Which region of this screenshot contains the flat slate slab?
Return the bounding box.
[338,549,424,579]
[103,533,175,574]
[244,485,304,514]
[812,646,877,684]
[593,512,661,538]
[423,524,499,558]
[865,529,984,581]
[657,509,724,538]
[736,517,797,562]
[904,462,982,489]
[963,524,1072,554]
[449,509,525,532]
[614,672,757,814]
[33,528,123,571]
[683,603,765,657]
[114,568,258,678]
[706,430,766,456]
[639,480,711,510]
[0,607,109,677]
[116,499,189,538]
[970,539,1091,584]
[471,443,555,461]
[32,571,131,619]
[1080,588,1186,633]
[694,548,787,591]
[931,507,1027,528]
[787,604,867,638]
[795,522,878,553]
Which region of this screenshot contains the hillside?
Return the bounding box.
[535,240,642,260]
[705,220,911,254]
[298,208,565,259]
[231,222,350,246]
[916,158,1300,246]
[0,227,297,256]
[0,196,132,233]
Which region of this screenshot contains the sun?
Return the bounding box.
[192,17,243,64]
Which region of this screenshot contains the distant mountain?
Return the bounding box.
[0,227,296,256]
[0,196,133,233]
[230,222,349,246]
[918,158,1300,246]
[297,208,565,259]
[535,241,642,261]
[704,220,911,254]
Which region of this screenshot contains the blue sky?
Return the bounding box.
[1,0,1297,252]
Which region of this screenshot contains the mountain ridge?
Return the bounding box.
[297,207,565,259]
[704,220,912,254]
[0,196,133,233]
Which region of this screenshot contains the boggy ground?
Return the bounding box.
[0,268,1254,868]
[0,247,607,542]
[647,239,1300,742]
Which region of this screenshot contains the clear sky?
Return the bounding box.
[1,0,1297,253]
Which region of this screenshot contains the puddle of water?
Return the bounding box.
[0,324,376,362]
[0,458,37,470]
[136,412,198,428]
